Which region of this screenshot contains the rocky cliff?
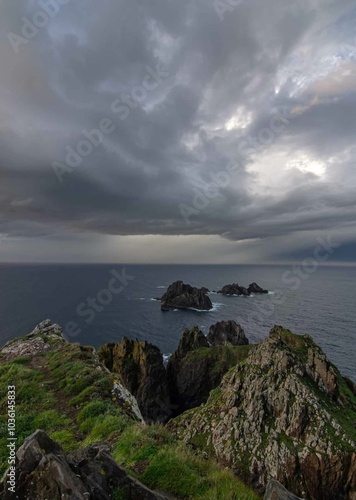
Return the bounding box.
[167,325,252,414]
[207,320,249,346]
[98,338,171,423]
[1,320,355,500]
[0,320,259,500]
[170,326,356,499]
[100,325,250,419]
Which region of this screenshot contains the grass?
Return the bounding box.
[50,430,77,452]
[33,409,72,431]
[0,342,131,476]
[0,334,260,499]
[113,423,260,499]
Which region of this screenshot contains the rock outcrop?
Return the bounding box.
[171,326,356,500]
[217,282,269,296]
[0,430,171,500]
[167,326,252,414]
[160,281,213,311]
[0,319,65,360]
[218,283,250,296]
[248,282,268,294]
[264,479,304,500]
[98,338,171,423]
[207,320,249,346]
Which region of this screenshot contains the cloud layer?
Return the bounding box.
[0,0,355,262]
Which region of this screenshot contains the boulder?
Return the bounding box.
[248,282,268,294]
[0,429,171,500]
[207,320,249,346]
[217,283,250,296]
[98,338,171,423]
[172,326,356,499]
[160,281,213,311]
[264,480,304,500]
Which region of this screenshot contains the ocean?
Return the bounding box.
[0,264,355,380]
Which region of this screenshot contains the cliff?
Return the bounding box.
[0,320,258,499]
[169,326,356,499]
[0,320,355,499]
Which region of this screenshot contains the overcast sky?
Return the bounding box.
[0,0,355,263]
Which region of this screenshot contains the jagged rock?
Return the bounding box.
[207,320,249,346]
[174,326,210,356]
[112,381,145,423]
[306,346,339,399]
[217,283,250,296]
[98,338,171,423]
[171,326,356,499]
[160,281,213,311]
[264,479,304,499]
[0,319,65,360]
[0,430,171,500]
[248,282,269,294]
[167,326,251,414]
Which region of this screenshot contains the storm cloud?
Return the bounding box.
[0,0,355,262]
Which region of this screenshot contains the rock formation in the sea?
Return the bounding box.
[98,338,171,422]
[170,326,356,499]
[159,280,213,311]
[217,281,269,296]
[218,283,250,296]
[0,430,170,500]
[167,326,252,414]
[207,320,249,346]
[248,282,269,294]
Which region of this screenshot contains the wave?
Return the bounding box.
[162,353,171,366]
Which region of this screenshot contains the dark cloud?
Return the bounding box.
[0,0,355,262]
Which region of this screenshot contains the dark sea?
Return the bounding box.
[0,264,355,380]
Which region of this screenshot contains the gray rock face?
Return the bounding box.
[207,320,249,346]
[171,326,356,499]
[0,319,65,360]
[0,430,172,500]
[160,281,213,311]
[264,480,304,500]
[98,338,172,423]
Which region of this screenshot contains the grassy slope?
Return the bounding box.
[0,339,259,499]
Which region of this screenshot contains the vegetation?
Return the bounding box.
[0,336,260,499]
[113,424,260,499]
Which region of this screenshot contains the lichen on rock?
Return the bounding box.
[170,326,356,499]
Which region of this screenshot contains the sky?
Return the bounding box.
[0,0,355,264]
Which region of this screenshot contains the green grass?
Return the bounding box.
[0,361,59,475]
[83,414,129,445]
[0,342,130,476]
[0,337,260,499]
[113,423,259,499]
[50,430,77,452]
[33,409,72,431]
